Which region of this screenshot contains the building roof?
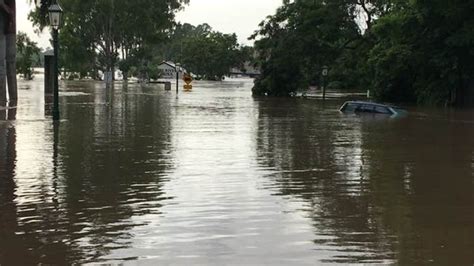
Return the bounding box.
[158,61,186,72]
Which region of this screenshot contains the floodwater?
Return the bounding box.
[0,78,473,265]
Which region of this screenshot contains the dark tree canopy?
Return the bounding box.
[29,0,190,78]
[252,0,474,106]
[173,24,249,80]
[28,1,249,81]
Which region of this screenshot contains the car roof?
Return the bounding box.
[343,101,397,109]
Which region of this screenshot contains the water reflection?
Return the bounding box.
[1,79,473,264]
[0,105,18,264]
[1,81,175,264]
[55,82,174,263]
[255,98,474,264]
[371,115,474,265]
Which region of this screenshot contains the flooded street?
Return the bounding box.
[1,78,473,265]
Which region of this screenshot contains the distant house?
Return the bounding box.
[230,62,261,78]
[158,61,186,79]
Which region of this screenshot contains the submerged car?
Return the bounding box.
[339,101,407,117]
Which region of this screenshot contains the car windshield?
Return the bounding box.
[341,102,399,115]
[342,103,357,112]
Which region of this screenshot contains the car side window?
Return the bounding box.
[360,105,374,112]
[374,106,391,114]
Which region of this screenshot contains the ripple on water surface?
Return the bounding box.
[0,79,473,265]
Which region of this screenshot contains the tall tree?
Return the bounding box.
[181,30,242,80]
[366,0,474,105]
[30,0,189,79]
[16,32,41,80]
[252,0,474,106]
[251,0,361,96]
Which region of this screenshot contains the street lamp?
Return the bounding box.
[322,65,329,100]
[49,1,63,121]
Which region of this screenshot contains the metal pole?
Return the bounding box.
[52,29,60,121]
[322,75,326,101]
[176,66,179,95]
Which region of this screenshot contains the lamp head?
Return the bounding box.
[48,2,63,30]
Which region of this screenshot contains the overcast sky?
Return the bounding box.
[17,0,283,49]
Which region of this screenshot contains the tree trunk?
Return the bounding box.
[108,0,115,81]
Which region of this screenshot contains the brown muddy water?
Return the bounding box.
[0,78,473,265]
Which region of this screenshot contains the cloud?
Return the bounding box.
[17,0,282,48]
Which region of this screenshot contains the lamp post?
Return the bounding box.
[322,65,329,100]
[49,2,63,121]
[175,63,181,96]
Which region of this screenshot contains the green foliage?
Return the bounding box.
[29,0,189,79]
[58,22,96,79]
[159,23,252,80]
[118,57,136,80]
[28,0,55,29]
[253,0,474,106]
[181,30,240,80]
[252,0,361,96]
[16,32,42,80]
[366,0,474,105]
[30,1,251,81]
